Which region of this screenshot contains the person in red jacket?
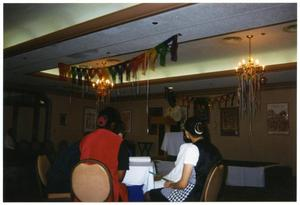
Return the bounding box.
[80,107,129,201]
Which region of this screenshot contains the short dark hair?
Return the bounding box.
[184,116,210,142]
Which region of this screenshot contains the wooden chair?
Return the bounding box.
[36,155,71,201]
[71,159,113,202]
[200,161,226,201]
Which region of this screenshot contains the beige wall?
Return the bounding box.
[12,87,292,174]
[4,86,295,175]
[210,88,296,175]
[109,87,296,175]
[48,94,96,144]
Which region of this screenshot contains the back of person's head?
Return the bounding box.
[184,116,210,142]
[97,107,123,134]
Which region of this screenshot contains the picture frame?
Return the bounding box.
[267,103,289,135]
[220,107,239,136]
[83,107,97,133]
[121,110,132,133]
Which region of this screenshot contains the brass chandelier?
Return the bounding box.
[92,77,114,97]
[236,35,266,118]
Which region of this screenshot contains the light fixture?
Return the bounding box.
[92,77,114,97]
[235,35,266,119]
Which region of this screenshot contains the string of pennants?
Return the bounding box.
[57,34,179,87]
[180,92,237,110]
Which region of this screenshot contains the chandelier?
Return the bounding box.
[92,77,114,97]
[90,59,118,97]
[236,35,266,118]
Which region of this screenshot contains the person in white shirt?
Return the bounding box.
[144,116,222,202]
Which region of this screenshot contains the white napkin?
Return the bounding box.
[129,156,151,163]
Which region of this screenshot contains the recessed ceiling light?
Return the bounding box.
[222,36,242,44]
[283,24,297,33]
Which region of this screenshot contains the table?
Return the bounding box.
[122,161,155,193]
[161,132,184,156]
[225,160,276,187]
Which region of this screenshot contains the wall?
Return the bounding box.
[110,87,296,175]
[210,88,296,175]
[47,94,96,145]
[43,86,295,174]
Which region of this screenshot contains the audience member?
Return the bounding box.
[80,107,129,202]
[4,128,16,150]
[4,128,17,166]
[47,140,80,193]
[145,116,222,202]
[41,139,56,164]
[57,139,69,155]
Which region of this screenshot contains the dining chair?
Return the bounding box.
[36,155,71,201]
[199,161,226,201]
[71,159,113,202]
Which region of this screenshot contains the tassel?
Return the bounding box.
[58,63,70,79]
[155,43,168,66]
[88,69,96,81]
[125,61,131,81]
[71,66,77,84]
[108,66,117,83]
[147,48,158,71]
[115,63,126,83]
[131,53,145,79]
[77,68,83,85]
[170,35,178,61]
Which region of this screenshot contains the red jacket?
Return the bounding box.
[80,129,128,201]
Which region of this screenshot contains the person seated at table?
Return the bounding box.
[46,140,80,193]
[144,116,222,202]
[80,107,129,202]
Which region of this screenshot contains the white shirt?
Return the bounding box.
[164,143,199,182]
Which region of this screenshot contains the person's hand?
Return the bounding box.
[164,181,172,188]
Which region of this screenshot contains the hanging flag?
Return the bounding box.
[130,53,146,79]
[115,64,126,83]
[108,66,117,83]
[58,63,70,79]
[71,66,77,84]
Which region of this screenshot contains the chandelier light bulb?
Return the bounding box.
[242,59,246,64]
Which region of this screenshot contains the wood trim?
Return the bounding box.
[4,3,192,58]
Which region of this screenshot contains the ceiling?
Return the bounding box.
[4,3,137,48]
[3,3,297,98]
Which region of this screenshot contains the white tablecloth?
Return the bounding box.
[226,166,265,187]
[161,132,185,156]
[122,161,155,193]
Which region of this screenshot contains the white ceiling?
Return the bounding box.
[4,3,137,48]
[3,3,297,96]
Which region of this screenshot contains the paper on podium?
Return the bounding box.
[129,156,151,163]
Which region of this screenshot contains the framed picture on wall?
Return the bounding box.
[121,110,132,133]
[267,103,289,134]
[83,107,97,133]
[220,107,239,136]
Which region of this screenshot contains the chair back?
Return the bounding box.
[37,155,51,187]
[71,159,113,202]
[200,161,226,201]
